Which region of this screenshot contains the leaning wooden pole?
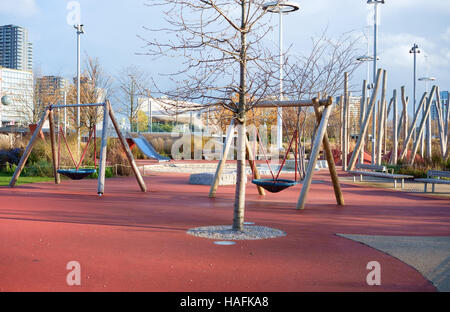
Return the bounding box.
[400,87,409,146]
[108,100,147,193]
[297,102,333,210]
[245,137,265,196]
[376,70,387,165]
[409,86,437,165]
[48,108,60,185]
[392,89,398,165]
[347,69,382,171]
[399,92,428,161]
[209,119,236,198]
[359,80,367,165]
[434,87,446,158]
[313,101,344,206]
[9,108,50,187]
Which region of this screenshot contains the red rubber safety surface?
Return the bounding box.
[0,169,449,292]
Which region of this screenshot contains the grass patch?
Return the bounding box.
[0,172,53,186]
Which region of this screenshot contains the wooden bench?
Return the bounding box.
[348,164,414,189]
[415,170,450,193]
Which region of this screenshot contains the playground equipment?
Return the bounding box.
[251,125,301,193]
[128,135,170,162]
[9,100,147,195]
[346,68,448,171]
[56,123,97,180]
[209,97,345,210]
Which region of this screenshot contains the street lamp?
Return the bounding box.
[74,24,84,160]
[367,0,384,164]
[262,1,299,151]
[409,43,420,143]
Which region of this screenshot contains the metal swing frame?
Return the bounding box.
[9,100,147,196]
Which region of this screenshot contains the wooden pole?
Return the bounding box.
[401,87,409,146]
[392,89,398,165]
[209,120,236,198]
[108,100,147,193]
[10,108,50,187]
[400,92,428,161]
[409,86,437,165]
[97,102,109,195]
[313,101,344,206]
[342,72,349,171]
[297,102,333,210]
[434,87,446,158]
[245,137,265,196]
[347,68,383,171]
[48,109,60,185]
[359,80,367,165]
[376,70,387,165]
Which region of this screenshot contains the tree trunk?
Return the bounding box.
[232,2,247,232]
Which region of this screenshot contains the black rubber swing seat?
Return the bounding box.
[251,179,299,193]
[57,169,96,180]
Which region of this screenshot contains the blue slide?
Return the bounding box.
[131,135,170,162]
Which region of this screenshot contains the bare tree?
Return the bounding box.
[66,55,113,132]
[114,65,149,132]
[141,0,281,231]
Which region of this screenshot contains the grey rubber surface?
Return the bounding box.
[338,234,450,292]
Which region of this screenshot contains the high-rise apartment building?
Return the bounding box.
[0,24,33,72]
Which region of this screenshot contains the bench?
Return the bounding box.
[415,170,450,193]
[348,164,414,189]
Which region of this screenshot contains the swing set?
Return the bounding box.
[9,100,147,196]
[56,123,97,180]
[209,97,345,210]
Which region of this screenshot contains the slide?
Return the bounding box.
[131,135,170,162]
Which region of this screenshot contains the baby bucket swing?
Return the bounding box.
[250,107,303,193]
[57,124,97,180]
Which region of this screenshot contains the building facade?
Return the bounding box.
[0,25,33,72]
[0,67,34,126]
[431,90,449,121]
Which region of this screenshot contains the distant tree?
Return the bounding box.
[114,65,149,132]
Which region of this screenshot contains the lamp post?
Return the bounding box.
[409,43,420,144]
[74,24,84,160]
[418,76,435,158]
[367,0,384,164]
[262,1,299,151]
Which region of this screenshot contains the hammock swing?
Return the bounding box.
[57,125,97,180]
[249,106,305,193]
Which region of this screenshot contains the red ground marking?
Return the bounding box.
[0,167,448,291]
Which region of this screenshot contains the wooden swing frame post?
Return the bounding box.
[9,101,147,196]
[208,96,343,210]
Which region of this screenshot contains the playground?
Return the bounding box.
[0,163,449,292]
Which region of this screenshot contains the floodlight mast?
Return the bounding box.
[409,43,420,142]
[367,0,384,165]
[262,1,300,151]
[74,24,85,160]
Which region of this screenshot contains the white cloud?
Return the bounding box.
[0,0,39,17]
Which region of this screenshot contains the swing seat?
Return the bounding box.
[57,168,96,180]
[252,179,298,193]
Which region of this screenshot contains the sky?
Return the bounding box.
[0,0,449,115]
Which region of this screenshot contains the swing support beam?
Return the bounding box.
[9,100,147,196]
[209,97,344,210]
